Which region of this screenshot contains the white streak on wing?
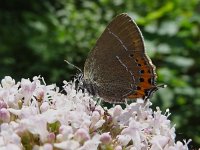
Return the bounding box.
[108,28,128,51]
[116,55,136,97]
[116,56,135,83]
[116,56,128,71]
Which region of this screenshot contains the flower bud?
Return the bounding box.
[100,132,112,144]
[0,108,10,123]
[74,128,90,142]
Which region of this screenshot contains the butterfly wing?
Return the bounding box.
[84,13,157,103]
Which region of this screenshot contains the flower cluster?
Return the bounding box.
[0,76,191,150]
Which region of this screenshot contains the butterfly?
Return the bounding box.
[81,13,165,103]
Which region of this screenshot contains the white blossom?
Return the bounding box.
[0,76,192,149]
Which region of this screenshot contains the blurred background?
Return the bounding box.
[0,0,200,148]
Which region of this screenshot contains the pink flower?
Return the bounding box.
[100,132,112,144]
[169,140,191,150]
[74,128,90,142]
[40,102,50,112]
[0,76,191,149]
[90,111,105,129]
[0,144,21,150]
[47,133,55,142]
[43,143,53,150]
[0,101,7,109]
[20,116,49,142]
[121,119,144,148]
[59,125,73,140]
[112,105,123,118]
[0,108,10,123]
[114,145,122,150]
[117,135,131,146]
[0,123,21,147]
[34,87,45,102]
[20,78,36,105]
[78,134,100,150]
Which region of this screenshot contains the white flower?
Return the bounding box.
[169,140,191,150]
[56,134,63,142]
[33,143,53,150]
[78,134,100,150]
[0,123,21,147]
[43,143,53,150]
[59,125,73,140]
[121,119,145,149]
[9,105,39,119]
[90,111,101,126]
[150,135,170,150]
[114,145,122,150]
[0,76,191,149]
[117,135,131,146]
[20,115,49,142]
[92,119,105,130]
[1,76,15,89]
[112,105,123,118]
[54,140,80,150]
[0,144,21,150]
[20,78,37,105]
[40,102,50,112]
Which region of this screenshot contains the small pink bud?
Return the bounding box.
[91,111,100,124]
[48,133,55,142]
[113,105,122,117]
[74,128,90,142]
[100,132,112,144]
[59,125,73,134]
[115,145,122,150]
[35,88,45,102]
[117,135,131,146]
[0,108,10,122]
[59,125,73,139]
[0,101,7,109]
[40,102,50,112]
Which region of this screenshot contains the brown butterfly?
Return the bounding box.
[82,13,165,103]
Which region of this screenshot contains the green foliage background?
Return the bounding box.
[0,0,200,148]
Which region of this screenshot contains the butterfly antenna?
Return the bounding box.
[64,60,82,73]
[144,84,167,103]
[157,84,167,89]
